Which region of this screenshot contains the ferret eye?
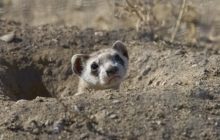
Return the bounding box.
[114,54,124,66]
[91,62,99,70]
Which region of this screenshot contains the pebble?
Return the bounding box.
[214,121,220,127]
[79,133,89,139]
[43,68,52,76]
[0,31,15,42]
[112,100,120,104]
[45,120,53,126]
[109,114,118,119]
[94,31,104,36]
[141,66,151,76]
[73,104,85,113]
[32,128,40,135]
[175,49,185,55]
[53,119,65,133]
[156,120,163,125]
[93,110,106,122]
[15,99,27,104]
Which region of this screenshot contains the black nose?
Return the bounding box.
[106,66,118,76]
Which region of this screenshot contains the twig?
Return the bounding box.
[170,0,186,43]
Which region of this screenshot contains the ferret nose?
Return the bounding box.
[106,66,118,76]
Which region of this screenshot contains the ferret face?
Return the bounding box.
[83,49,128,88]
[71,41,129,90]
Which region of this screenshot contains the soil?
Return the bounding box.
[0,19,220,140]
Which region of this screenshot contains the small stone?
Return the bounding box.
[73,104,85,113]
[175,49,185,55]
[195,81,203,86]
[109,114,118,119]
[207,117,212,121]
[51,39,58,43]
[32,128,40,135]
[0,31,15,42]
[191,64,197,67]
[141,66,151,76]
[214,121,220,127]
[80,133,89,139]
[106,94,113,100]
[94,31,104,36]
[93,111,106,122]
[24,45,32,50]
[176,81,182,85]
[43,68,52,76]
[15,99,27,104]
[161,81,167,86]
[112,100,120,104]
[4,107,9,110]
[53,119,65,134]
[156,120,163,125]
[45,120,53,126]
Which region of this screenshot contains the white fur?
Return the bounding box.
[80,49,128,89]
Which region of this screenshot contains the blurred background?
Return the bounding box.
[0,0,220,44]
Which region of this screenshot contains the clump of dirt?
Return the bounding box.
[0,20,220,139]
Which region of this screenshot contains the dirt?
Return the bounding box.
[0,19,220,140]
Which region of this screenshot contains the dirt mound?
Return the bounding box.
[0,20,220,139]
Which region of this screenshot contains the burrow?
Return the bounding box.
[0,61,52,100]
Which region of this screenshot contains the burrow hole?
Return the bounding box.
[2,64,52,101]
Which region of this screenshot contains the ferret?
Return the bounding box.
[71,40,129,95]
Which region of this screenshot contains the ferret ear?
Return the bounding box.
[71,54,89,75]
[112,40,129,59]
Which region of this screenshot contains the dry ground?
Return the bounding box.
[0,19,220,140]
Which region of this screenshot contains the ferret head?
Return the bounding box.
[71,40,129,89]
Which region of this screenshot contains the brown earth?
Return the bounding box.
[0,19,220,140]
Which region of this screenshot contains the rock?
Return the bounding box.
[141,66,151,76]
[53,119,65,134]
[15,99,28,104]
[94,110,106,122]
[32,128,40,135]
[156,120,164,125]
[24,119,40,134]
[109,114,118,119]
[0,31,15,43]
[214,121,220,127]
[175,49,186,55]
[79,133,89,139]
[112,100,120,104]
[73,104,85,113]
[43,68,52,76]
[94,31,104,36]
[45,120,53,126]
